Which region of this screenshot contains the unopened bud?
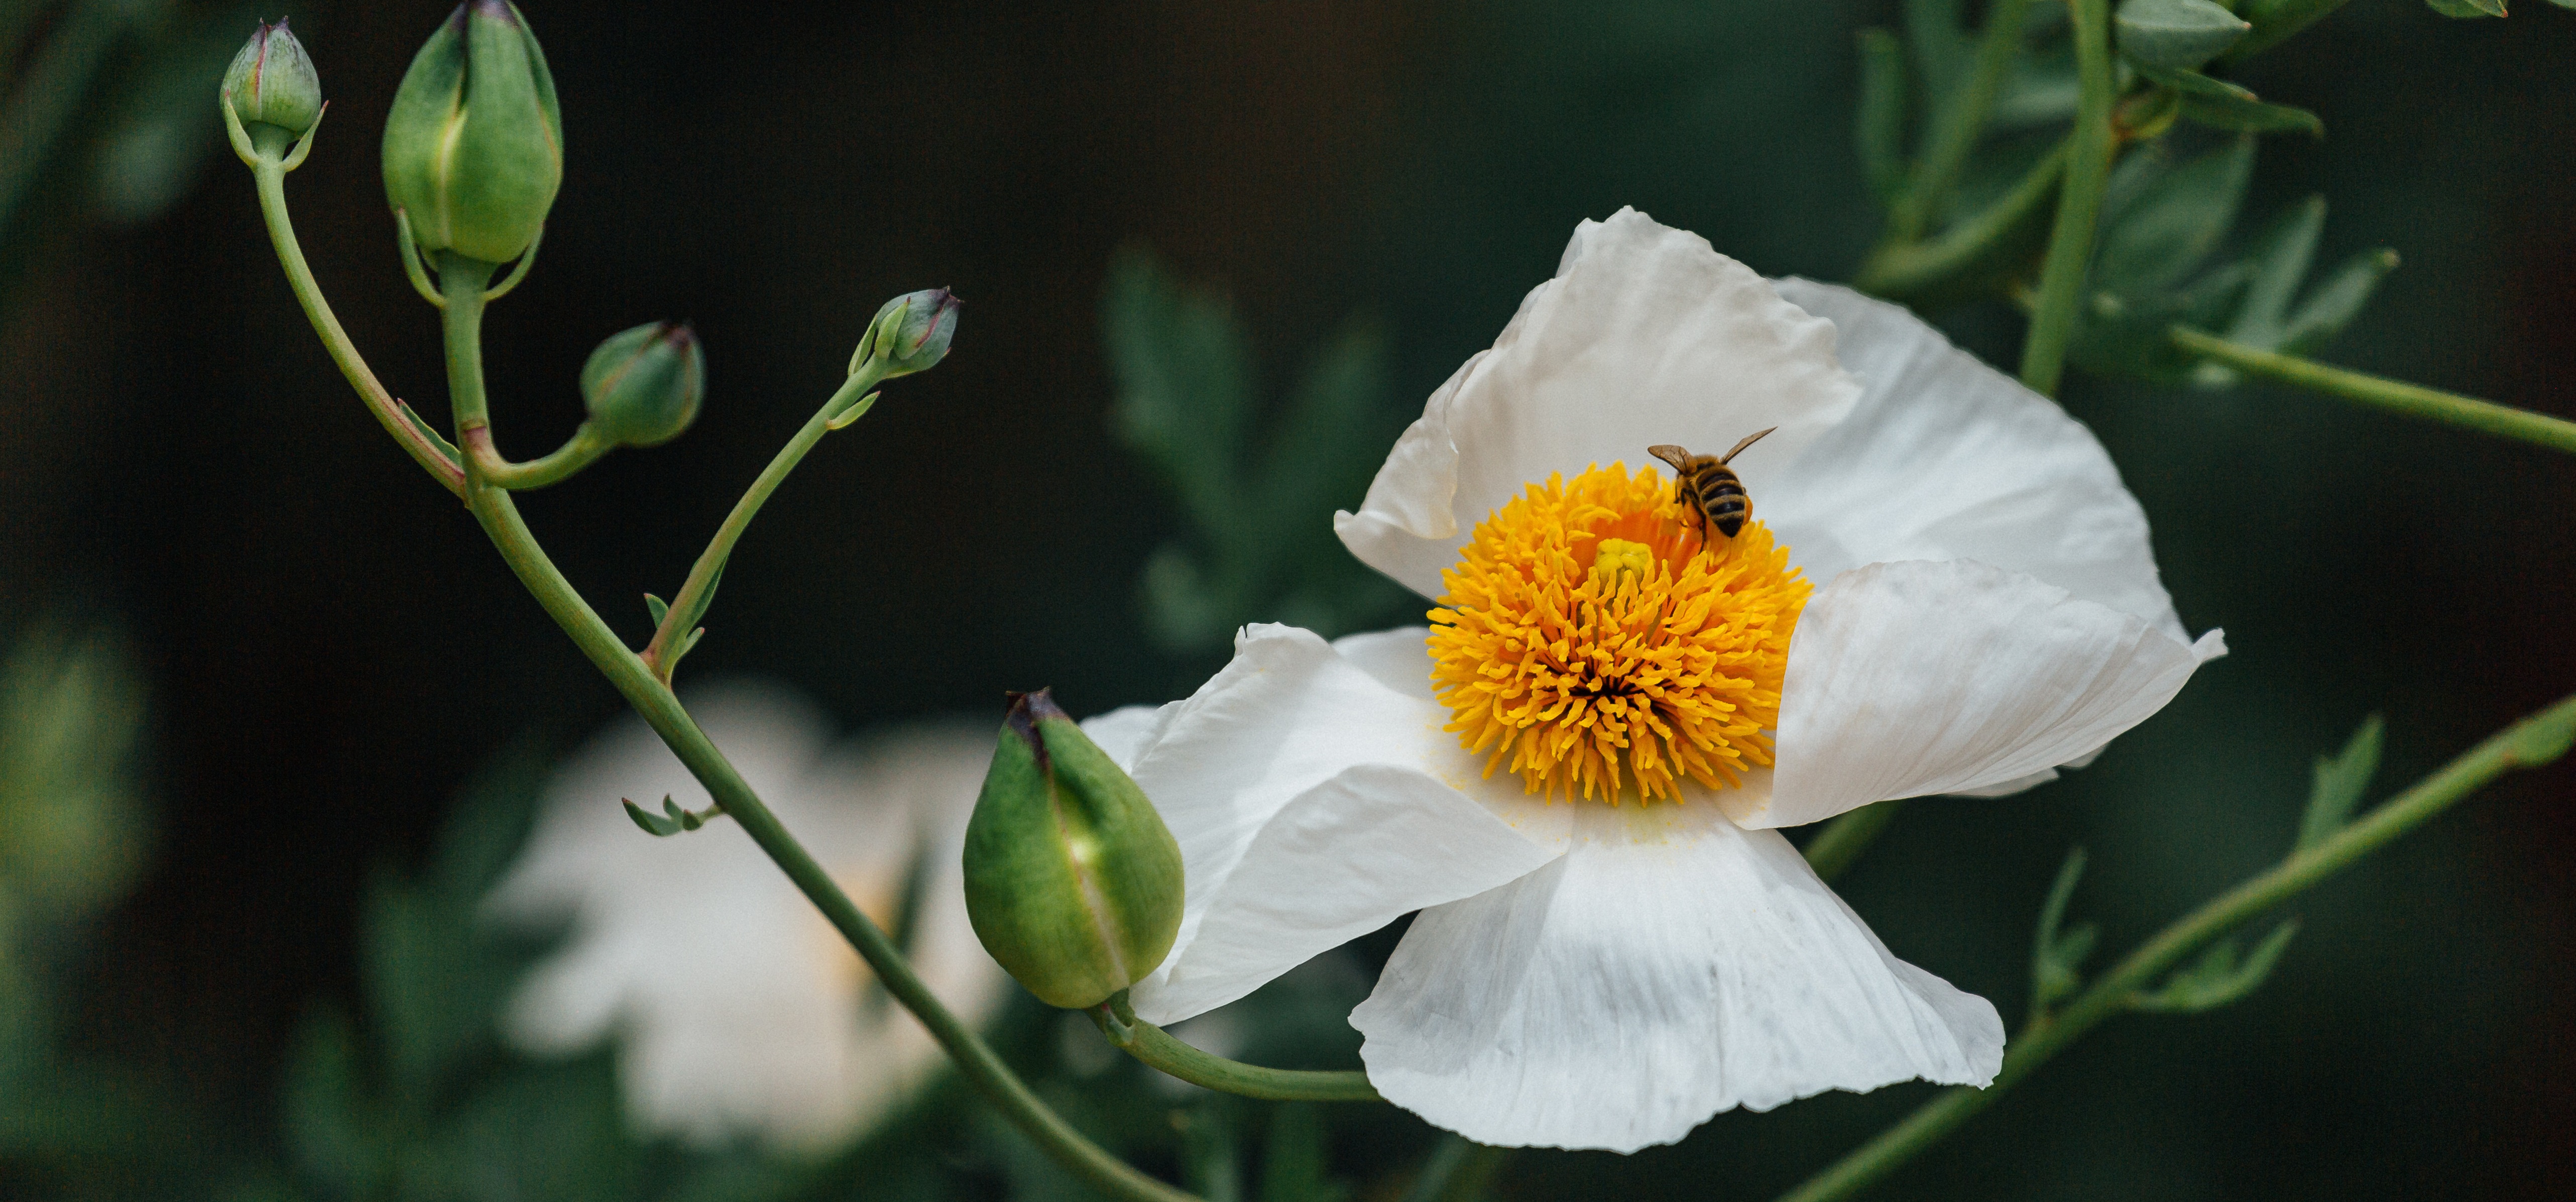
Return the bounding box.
[582,322,704,448]
[963,690,1183,1009]
[851,288,960,378]
[223,20,322,137]
[382,1,563,266]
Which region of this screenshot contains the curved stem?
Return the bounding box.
[1092,995,1382,1103]
[1801,799,1904,883]
[250,152,466,496]
[1777,692,2576,1202]
[2017,0,2117,398]
[1889,0,2036,243]
[461,421,616,490]
[640,369,881,678]
[436,275,1196,1202]
[1856,139,2068,301]
[2170,326,2576,455]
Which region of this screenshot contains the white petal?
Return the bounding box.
[1738,560,2220,830]
[1762,280,2186,640]
[1132,763,1560,1023]
[1330,625,1438,700]
[1081,702,1177,771]
[1350,801,2001,1152]
[1336,209,1861,598]
[1121,624,1572,1022]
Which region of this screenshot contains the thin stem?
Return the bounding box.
[639,368,881,677]
[1777,692,2576,1202]
[436,277,1196,1202]
[1092,996,1382,1103]
[2170,327,2576,455]
[1802,800,1904,883]
[461,422,616,490]
[1890,0,2037,243]
[250,151,466,496]
[2017,0,2117,398]
[1856,138,2068,301]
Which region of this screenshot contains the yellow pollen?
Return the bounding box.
[1428,462,1810,805]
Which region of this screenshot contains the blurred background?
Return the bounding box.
[1,0,2570,1198]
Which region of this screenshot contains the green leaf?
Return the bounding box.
[1903,0,1975,113]
[2093,135,2256,298]
[622,794,719,836]
[1104,248,1256,538]
[642,593,668,626]
[2221,196,2327,351]
[2116,0,2251,71]
[2032,847,2097,1011]
[2298,715,2383,853]
[2279,246,2401,356]
[2136,64,2324,136]
[2131,920,2301,1012]
[2425,0,2507,17]
[1855,28,1910,206]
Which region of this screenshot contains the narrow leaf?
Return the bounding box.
[2221,196,2327,351]
[1856,29,1910,206]
[2116,0,2251,71]
[2298,714,2384,853]
[2279,247,2401,356]
[2094,136,2257,298]
[643,593,668,626]
[1903,0,1974,111]
[1103,248,1255,537]
[2133,920,2301,1012]
[2424,0,2507,17]
[2179,92,2324,137]
[623,796,683,836]
[2032,847,2092,1010]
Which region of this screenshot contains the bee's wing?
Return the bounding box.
[1647,445,1693,472]
[1718,426,1777,464]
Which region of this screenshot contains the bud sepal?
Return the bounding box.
[382,2,564,266]
[964,690,1184,1010]
[223,20,323,138]
[851,288,961,379]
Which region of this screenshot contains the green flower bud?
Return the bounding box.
[851,288,961,378]
[2115,0,2250,72]
[382,2,563,266]
[222,19,322,137]
[963,690,1183,1010]
[581,322,704,448]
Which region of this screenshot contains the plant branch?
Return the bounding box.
[245,139,466,496]
[460,421,615,490]
[434,271,1196,1202]
[1890,0,2037,243]
[2018,0,2117,397]
[639,369,882,679]
[1091,995,1382,1103]
[1855,138,2068,301]
[1776,692,2576,1202]
[2170,326,2576,455]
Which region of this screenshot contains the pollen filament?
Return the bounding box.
[1428,463,1809,804]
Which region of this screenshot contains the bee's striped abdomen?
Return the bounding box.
[1691,465,1750,537]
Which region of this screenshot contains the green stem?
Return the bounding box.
[640,368,882,678]
[0,0,126,241]
[1856,138,2068,301]
[250,149,466,496]
[1776,692,2576,1202]
[435,273,1196,1202]
[1801,799,1904,883]
[2170,327,2576,455]
[1092,996,1382,1103]
[1890,0,2037,243]
[2017,0,2116,398]
[461,421,616,490]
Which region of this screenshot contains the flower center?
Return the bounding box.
[1428,462,1809,804]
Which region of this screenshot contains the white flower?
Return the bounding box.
[486,684,1009,1152]
[1082,208,2225,1153]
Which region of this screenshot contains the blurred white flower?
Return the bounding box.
[1084,208,2226,1153]
[487,684,1009,1152]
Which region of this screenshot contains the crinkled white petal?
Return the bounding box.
[485,685,1007,1151]
[1762,280,2187,641]
[1734,561,2226,830]
[1335,207,1861,598]
[1120,624,1572,1024]
[1350,800,2002,1152]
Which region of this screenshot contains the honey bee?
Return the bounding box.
[1649,427,1776,544]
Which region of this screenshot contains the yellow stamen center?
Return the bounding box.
[1428,463,1810,804]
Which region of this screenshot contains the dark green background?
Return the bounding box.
[2,1,2569,1197]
